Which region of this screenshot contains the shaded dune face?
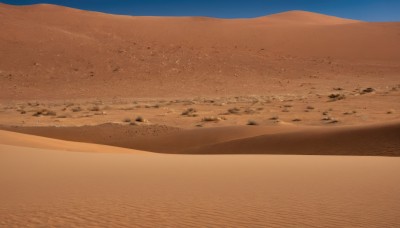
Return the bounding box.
[2,121,400,156]
[1,4,400,99]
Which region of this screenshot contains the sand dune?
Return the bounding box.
[1,3,399,99]
[184,122,400,156]
[254,10,360,25]
[1,141,400,227]
[3,121,399,156]
[0,129,144,154]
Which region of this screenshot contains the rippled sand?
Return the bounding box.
[1,145,400,227]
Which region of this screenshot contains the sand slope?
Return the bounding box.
[3,121,400,156]
[255,10,360,25]
[1,143,400,227]
[0,129,144,154]
[1,3,399,99]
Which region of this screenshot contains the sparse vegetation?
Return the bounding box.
[387,109,395,114]
[182,108,197,117]
[322,116,333,121]
[247,120,259,126]
[202,116,222,122]
[32,109,56,117]
[135,116,147,122]
[361,87,375,94]
[327,119,339,124]
[328,94,346,101]
[244,108,257,115]
[71,106,82,112]
[333,87,344,91]
[89,106,100,112]
[227,107,241,114]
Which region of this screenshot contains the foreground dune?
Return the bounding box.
[1,141,400,227]
[3,121,400,156]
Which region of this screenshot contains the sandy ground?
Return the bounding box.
[1,141,400,227]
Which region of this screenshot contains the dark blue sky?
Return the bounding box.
[2,0,400,22]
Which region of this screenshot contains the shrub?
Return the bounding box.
[328,94,346,101]
[89,106,100,112]
[227,107,241,114]
[71,106,82,112]
[247,120,259,126]
[202,116,221,122]
[135,116,147,122]
[182,108,197,117]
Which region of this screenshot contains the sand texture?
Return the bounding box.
[1,3,400,227]
[1,138,400,227]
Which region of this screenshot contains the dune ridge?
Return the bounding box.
[2,121,399,156]
[254,10,361,25]
[0,129,144,154]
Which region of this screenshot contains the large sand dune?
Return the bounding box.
[1,3,399,99]
[0,132,400,227]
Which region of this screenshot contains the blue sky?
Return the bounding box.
[2,0,400,22]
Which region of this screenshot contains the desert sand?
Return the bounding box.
[1,132,400,227]
[1,3,400,227]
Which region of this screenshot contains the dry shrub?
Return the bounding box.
[247,120,259,126]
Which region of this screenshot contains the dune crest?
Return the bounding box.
[0,130,144,154]
[2,122,399,156]
[255,10,361,25]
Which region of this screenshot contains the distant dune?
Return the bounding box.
[0,3,399,99]
[254,10,360,25]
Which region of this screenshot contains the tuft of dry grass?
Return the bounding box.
[32,109,56,117]
[71,106,82,112]
[227,107,241,114]
[89,106,100,112]
[182,108,197,117]
[247,120,259,126]
[135,116,147,123]
[361,87,375,94]
[270,116,279,120]
[123,118,131,123]
[387,109,395,114]
[328,94,346,101]
[202,116,222,122]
